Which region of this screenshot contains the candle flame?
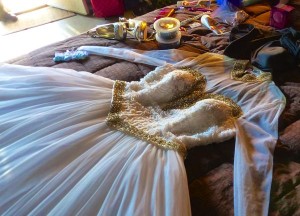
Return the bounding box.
[159,20,177,29]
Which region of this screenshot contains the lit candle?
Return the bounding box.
[154,17,181,49]
[154,17,180,40]
[159,20,177,29]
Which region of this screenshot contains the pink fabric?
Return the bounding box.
[90,0,124,18]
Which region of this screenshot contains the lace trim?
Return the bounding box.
[107,81,187,157]
[231,60,272,82]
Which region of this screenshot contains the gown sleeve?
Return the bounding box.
[234,93,285,216]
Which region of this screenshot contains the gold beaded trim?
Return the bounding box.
[162,90,242,118]
[107,80,187,157]
[231,60,272,82]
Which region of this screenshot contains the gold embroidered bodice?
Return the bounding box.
[107,64,242,157]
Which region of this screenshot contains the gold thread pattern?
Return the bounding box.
[107,80,187,157]
[106,69,243,158]
[231,60,272,82]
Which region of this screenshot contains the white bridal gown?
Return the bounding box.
[0,49,285,216]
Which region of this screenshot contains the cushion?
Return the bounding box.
[279,83,300,129]
[280,120,300,153]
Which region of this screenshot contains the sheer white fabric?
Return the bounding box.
[0,65,190,216]
[174,53,285,216]
[0,48,286,216]
[79,46,286,215]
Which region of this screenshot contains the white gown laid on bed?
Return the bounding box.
[0,50,285,216]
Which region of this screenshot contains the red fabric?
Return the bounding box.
[91,0,124,18]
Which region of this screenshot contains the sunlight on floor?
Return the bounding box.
[0,1,134,63]
[3,0,46,14]
[0,15,109,62]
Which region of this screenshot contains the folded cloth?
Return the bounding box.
[224,24,260,59]
[224,24,281,60]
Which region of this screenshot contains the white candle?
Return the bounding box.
[154,17,180,40]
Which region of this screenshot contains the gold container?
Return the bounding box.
[88,22,127,41]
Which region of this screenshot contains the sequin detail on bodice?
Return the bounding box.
[107,65,242,157]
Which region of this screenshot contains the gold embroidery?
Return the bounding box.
[109,81,126,114]
[231,60,272,82]
[162,91,242,118]
[107,80,187,157]
[106,69,243,158]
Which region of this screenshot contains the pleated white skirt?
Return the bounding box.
[0,64,191,216]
